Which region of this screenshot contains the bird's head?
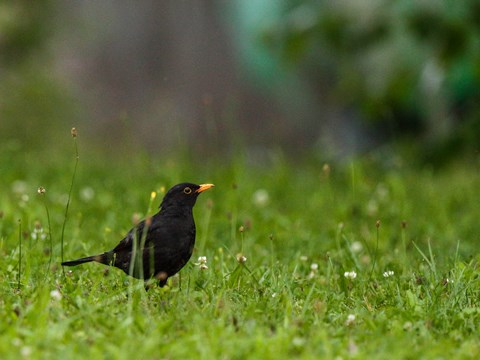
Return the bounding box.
[160,183,214,209]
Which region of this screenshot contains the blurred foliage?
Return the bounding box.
[0,0,75,151]
[0,1,53,65]
[263,0,480,159]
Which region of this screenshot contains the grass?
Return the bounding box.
[1,137,480,359]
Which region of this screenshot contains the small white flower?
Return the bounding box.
[300,255,308,262]
[350,241,363,253]
[383,270,394,278]
[252,189,269,207]
[12,180,28,194]
[50,289,62,301]
[21,346,32,357]
[344,271,357,280]
[80,187,95,202]
[31,227,47,241]
[345,314,356,326]
[196,256,208,269]
[292,337,306,347]
[308,263,319,279]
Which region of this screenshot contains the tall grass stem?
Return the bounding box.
[17,219,22,291]
[61,130,79,276]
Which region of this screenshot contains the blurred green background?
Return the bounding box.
[1,0,479,162]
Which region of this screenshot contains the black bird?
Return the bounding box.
[62,183,214,287]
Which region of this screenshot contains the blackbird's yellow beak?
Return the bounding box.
[196,184,215,193]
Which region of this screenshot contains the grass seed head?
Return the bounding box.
[132,213,141,226]
[322,163,331,176]
[236,253,247,264]
[145,216,152,227]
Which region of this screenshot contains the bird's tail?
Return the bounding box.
[61,253,108,267]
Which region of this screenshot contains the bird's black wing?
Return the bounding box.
[112,214,163,253]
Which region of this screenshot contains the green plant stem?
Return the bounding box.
[61,135,79,275]
[18,219,22,291]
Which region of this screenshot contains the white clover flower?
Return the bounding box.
[12,180,28,194]
[292,337,306,347]
[308,262,319,279]
[345,314,356,326]
[80,187,95,202]
[383,270,394,278]
[252,189,269,207]
[50,289,62,301]
[21,346,32,357]
[31,227,47,241]
[344,271,357,280]
[350,241,363,253]
[196,256,208,269]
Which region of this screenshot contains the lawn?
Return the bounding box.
[1,136,479,359]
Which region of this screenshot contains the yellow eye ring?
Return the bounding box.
[183,187,192,194]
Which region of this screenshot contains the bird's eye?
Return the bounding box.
[183,187,192,194]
